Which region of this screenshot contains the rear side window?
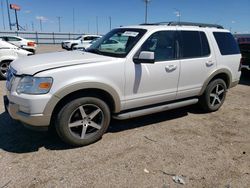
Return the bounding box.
[181,31,201,58]
[200,32,210,56]
[180,31,210,58]
[213,32,240,55]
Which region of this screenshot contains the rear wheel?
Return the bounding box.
[199,79,227,112]
[71,44,77,50]
[0,60,11,79]
[55,97,110,146]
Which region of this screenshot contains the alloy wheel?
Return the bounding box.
[68,104,104,140]
[209,84,225,107]
[0,62,10,78]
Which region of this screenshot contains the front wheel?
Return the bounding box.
[55,97,111,146]
[199,79,227,112]
[0,61,11,79]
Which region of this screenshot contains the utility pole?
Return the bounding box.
[174,9,181,23]
[14,9,19,30]
[73,8,75,33]
[96,16,99,35]
[109,16,111,31]
[31,21,34,31]
[39,18,42,31]
[143,0,150,24]
[57,16,62,32]
[6,0,11,30]
[87,21,89,34]
[1,0,6,30]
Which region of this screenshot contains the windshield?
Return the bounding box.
[75,36,82,40]
[87,28,146,57]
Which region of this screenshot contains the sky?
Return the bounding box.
[0,0,249,34]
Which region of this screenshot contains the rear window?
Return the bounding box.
[213,32,240,55]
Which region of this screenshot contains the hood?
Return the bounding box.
[11,51,114,75]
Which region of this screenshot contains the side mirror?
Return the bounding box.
[133,51,155,64]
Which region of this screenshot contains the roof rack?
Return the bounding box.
[140,21,224,29]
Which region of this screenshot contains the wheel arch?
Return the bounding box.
[199,68,232,96]
[44,82,121,125]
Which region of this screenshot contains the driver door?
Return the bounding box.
[125,30,180,109]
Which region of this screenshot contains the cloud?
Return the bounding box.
[36,16,48,22]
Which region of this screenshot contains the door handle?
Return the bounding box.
[165,65,177,72]
[206,61,214,67]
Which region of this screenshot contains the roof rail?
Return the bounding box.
[140,21,224,29]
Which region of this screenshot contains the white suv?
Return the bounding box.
[61,35,101,50]
[4,22,241,146]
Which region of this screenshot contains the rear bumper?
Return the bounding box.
[4,95,50,127]
[230,80,240,88]
[241,65,250,70]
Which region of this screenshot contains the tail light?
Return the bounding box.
[27,42,35,47]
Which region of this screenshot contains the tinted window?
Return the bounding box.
[213,32,240,55]
[141,31,176,61]
[181,31,202,58]
[200,32,210,56]
[7,37,21,41]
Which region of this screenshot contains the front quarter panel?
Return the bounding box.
[35,59,125,114]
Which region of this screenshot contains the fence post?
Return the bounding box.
[69,33,71,40]
[35,32,39,44]
[52,32,55,44]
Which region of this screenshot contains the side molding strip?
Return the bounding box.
[113,98,198,120]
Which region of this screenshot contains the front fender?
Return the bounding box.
[43,81,122,118]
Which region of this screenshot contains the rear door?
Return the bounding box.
[176,30,217,99]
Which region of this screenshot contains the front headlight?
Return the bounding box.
[16,76,53,94]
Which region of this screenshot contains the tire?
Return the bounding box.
[70,44,77,50]
[199,79,227,112]
[0,60,11,79]
[55,97,111,146]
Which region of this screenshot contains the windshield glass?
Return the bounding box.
[75,36,82,40]
[87,28,146,57]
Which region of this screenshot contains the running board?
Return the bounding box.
[113,98,199,120]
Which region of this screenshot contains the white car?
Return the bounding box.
[0,36,37,53]
[5,22,241,146]
[73,38,100,50]
[61,35,101,50]
[0,40,32,79]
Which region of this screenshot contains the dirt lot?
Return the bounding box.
[0,45,249,187]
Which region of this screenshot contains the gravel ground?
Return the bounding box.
[0,45,249,187]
